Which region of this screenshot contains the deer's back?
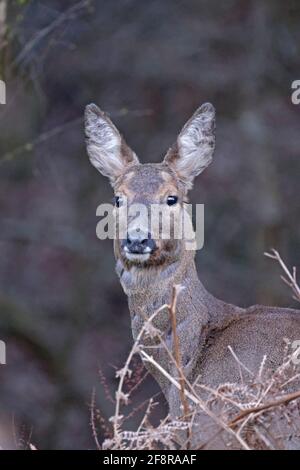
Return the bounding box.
[179,305,300,449]
[195,305,300,387]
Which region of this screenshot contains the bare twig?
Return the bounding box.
[0,109,153,166]
[228,345,254,378]
[12,1,92,69]
[229,389,300,427]
[168,285,191,446]
[90,388,102,450]
[112,303,167,440]
[168,285,190,419]
[264,249,300,303]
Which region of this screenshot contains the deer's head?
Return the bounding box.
[85,103,215,269]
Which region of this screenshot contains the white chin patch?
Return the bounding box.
[125,253,150,263]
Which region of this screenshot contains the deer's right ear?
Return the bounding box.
[84,104,139,185]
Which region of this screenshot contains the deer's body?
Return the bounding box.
[85,103,300,448]
[117,248,300,409]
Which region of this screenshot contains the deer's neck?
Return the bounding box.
[116,251,242,398]
[116,251,228,335]
[117,249,198,301]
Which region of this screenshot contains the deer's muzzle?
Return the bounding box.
[122,230,156,256]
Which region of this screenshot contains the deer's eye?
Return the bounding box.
[167,196,178,206]
[114,196,122,208]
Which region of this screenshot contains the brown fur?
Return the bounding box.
[85,103,300,449]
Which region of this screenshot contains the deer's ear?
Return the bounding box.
[84,104,139,185]
[164,103,215,190]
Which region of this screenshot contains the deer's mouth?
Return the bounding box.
[121,235,156,264]
[124,252,151,263]
[123,244,152,263]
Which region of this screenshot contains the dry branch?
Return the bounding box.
[168,285,191,419]
[229,389,300,427]
[265,249,300,303]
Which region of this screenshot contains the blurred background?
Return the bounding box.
[0,0,299,449]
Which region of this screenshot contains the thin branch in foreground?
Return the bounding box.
[112,303,168,442]
[90,388,102,450]
[168,285,191,445]
[264,249,300,303]
[229,389,300,427]
[168,285,190,418]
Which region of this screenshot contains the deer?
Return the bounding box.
[84,102,300,449]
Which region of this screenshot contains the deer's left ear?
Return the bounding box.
[164,103,215,190]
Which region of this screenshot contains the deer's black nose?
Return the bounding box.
[123,232,156,254]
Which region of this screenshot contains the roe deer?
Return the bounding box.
[85,103,300,448]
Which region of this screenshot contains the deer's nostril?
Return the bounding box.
[147,238,156,251]
[124,234,156,255]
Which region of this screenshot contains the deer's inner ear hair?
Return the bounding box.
[166,195,178,206]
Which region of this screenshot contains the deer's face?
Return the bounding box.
[85,103,215,268]
[112,163,187,267]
